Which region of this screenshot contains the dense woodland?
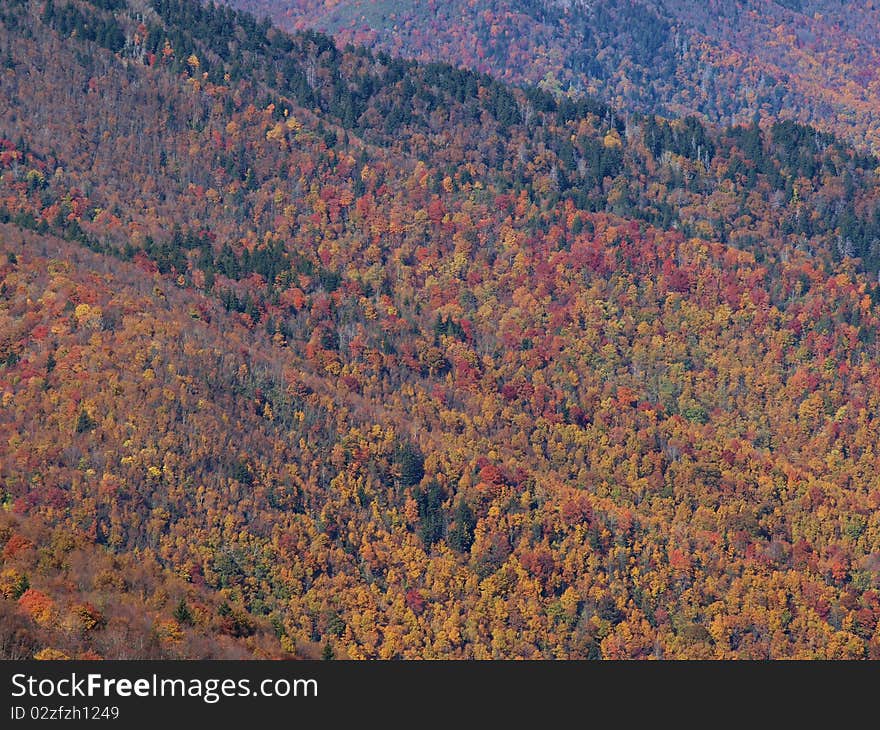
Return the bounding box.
[237,0,880,152]
[2,0,880,659]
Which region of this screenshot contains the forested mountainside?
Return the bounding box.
[2,0,880,659]
[0,225,314,660]
[231,0,880,152]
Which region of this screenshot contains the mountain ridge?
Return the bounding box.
[229,0,880,152]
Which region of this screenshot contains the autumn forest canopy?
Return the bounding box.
[1,0,880,660]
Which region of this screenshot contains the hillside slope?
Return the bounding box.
[1,0,880,658]
[0,225,302,659]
